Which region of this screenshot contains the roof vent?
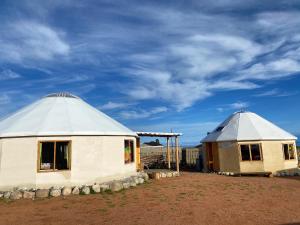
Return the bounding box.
[45,92,79,98]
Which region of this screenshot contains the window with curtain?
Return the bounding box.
[39,141,71,171]
[124,140,134,164]
[283,144,295,160]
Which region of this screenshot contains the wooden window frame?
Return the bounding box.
[239,143,263,162]
[124,139,135,164]
[37,140,72,173]
[282,143,296,160]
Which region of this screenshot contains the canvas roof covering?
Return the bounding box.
[202,111,297,142]
[0,93,136,138]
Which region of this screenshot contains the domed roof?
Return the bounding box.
[202,111,297,142]
[0,93,136,138]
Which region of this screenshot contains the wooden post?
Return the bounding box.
[136,137,141,171]
[175,136,179,173]
[167,137,171,169]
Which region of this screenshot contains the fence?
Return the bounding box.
[140,146,202,170]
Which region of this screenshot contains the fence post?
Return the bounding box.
[175,136,180,173]
[181,148,187,167]
[167,137,171,169]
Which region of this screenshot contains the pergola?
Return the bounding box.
[136,132,183,173]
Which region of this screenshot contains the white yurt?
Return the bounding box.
[201,111,298,174]
[0,93,138,190]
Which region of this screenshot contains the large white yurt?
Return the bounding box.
[201,111,298,174]
[0,93,138,190]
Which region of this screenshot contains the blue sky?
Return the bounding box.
[0,0,300,145]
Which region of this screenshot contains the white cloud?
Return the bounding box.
[254,89,298,97]
[120,106,168,119]
[238,58,300,81]
[217,101,249,112]
[100,101,134,110]
[0,94,10,105]
[0,69,21,80]
[230,101,249,110]
[0,21,70,63]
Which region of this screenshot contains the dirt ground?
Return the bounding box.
[0,172,300,225]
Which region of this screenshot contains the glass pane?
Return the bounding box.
[40,142,54,170]
[283,144,289,160]
[130,140,134,162]
[124,140,130,164]
[55,142,70,170]
[288,144,295,159]
[240,145,250,161]
[250,144,261,160]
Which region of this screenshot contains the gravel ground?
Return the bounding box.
[0,172,299,225]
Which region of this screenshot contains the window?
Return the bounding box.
[124,140,134,164]
[240,145,250,161]
[283,144,295,160]
[240,144,262,161]
[39,141,71,171]
[250,144,261,161]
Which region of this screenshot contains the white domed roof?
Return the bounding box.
[0,93,136,138]
[202,111,297,142]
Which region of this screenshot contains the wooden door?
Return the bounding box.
[206,142,220,172]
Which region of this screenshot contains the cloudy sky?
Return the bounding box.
[0,0,300,145]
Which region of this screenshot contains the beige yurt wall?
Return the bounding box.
[261,140,298,173]
[35,136,137,188]
[0,137,37,190]
[237,141,265,173]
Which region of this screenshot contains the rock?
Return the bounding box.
[149,172,160,180]
[72,186,80,195]
[225,172,230,176]
[172,172,179,177]
[129,180,136,187]
[229,172,235,176]
[122,182,131,189]
[35,189,49,198]
[132,176,140,184]
[80,186,90,195]
[99,184,110,192]
[23,191,35,199]
[137,177,144,184]
[110,181,123,192]
[0,192,3,198]
[143,173,149,181]
[161,173,167,178]
[166,172,172,178]
[91,184,100,193]
[50,188,61,197]
[3,192,11,199]
[10,191,22,200]
[62,187,72,196]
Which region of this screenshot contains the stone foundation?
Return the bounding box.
[0,172,149,201]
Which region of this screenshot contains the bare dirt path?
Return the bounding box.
[0,172,299,225]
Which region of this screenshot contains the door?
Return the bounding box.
[206,142,220,172]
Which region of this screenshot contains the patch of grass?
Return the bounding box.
[104,189,113,195]
[62,204,69,209]
[108,203,116,208]
[99,208,108,213]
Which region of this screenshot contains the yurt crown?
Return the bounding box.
[45,92,79,98]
